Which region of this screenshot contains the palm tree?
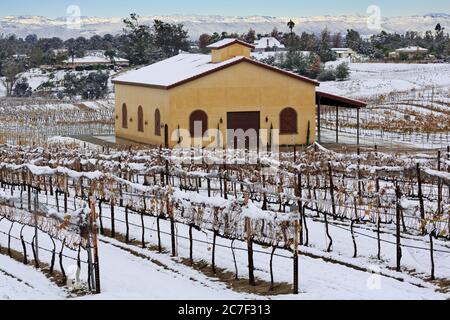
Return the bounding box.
[287,19,296,48]
[287,19,296,34]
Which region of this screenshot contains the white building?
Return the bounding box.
[389,46,428,60]
[331,48,357,60]
[63,50,129,68]
[254,37,286,52]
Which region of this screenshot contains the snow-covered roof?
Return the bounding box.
[331,48,354,53]
[254,37,285,49]
[64,51,129,64]
[112,53,319,88]
[395,46,428,53]
[207,38,255,49]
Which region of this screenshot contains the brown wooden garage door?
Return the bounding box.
[227,112,260,149]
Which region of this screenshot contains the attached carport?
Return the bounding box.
[316,91,367,145]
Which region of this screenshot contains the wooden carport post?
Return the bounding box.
[357,107,360,146]
[317,96,321,143]
[335,106,339,144]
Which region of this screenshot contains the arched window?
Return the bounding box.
[189,110,208,137]
[280,107,298,134]
[155,109,161,136]
[122,103,128,129]
[137,106,144,132]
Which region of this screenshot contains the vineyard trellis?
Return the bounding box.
[0,142,449,294]
[319,87,450,148]
[0,97,114,146]
[0,176,101,294]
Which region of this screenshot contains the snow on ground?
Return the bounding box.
[0,78,6,97]
[1,188,448,300]
[321,62,450,99]
[88,237,250,300]
[0,254,66,299]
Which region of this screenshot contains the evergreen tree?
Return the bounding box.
[152,19,190,57]
[12,77,32,97]
[335,62,350,81]
[121,13,160,65]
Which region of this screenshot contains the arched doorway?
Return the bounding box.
[189,110,208,138]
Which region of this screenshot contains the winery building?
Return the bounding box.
[112,39,365,148]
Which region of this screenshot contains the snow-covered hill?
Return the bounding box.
[0,13,449,39]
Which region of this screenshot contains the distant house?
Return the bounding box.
[389,47,428,60]
[63,50,129,68]
[251,50,310,63]
[254,37,286,52]
[331,48,357,60]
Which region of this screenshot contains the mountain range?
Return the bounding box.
[0,13,449,40]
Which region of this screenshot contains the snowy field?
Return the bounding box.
[1,193,448,300]
[322,62,450,99]
[320,62,450,149]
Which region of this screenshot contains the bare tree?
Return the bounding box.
[0,57,26,97]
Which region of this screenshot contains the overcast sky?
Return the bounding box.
[0,0,449,18]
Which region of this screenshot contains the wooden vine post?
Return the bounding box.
[89,197,101,294]
[448,146,450,238]
[436,151,442,216]
[167,186,176,257]
[244,194,255,286]
[297,172,303,246]
[395,183,402,272]
[325,162,334,252]
[245,216,255,286]
[416,164,425,234]
[429,229,435,280]
[110,197,116,238]
[375,177,381,260]
[293,212,299,294]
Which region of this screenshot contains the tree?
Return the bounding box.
[152,19,190,57]
[12,77,32,97]
[198,34,211,53]
[335,62,350,81]
[298,32,318,51]
[63,71,109,99]
[0,57,26,96]
[209,32,221,44]
[317,67,336,81]
[29,46,45,68]
[332,32,342,48]
[271,27,280,40]
[104,47,117,65]
[121,13,159,65]
[346,29,362,52]
[243,29,256,44]
[317,28,336,62]
[25,34,38,45]
[287,19,296,48]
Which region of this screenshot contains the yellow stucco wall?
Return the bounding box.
[168,62,316,148]
[115,84,169,146]
[114,60,316,148]
[211,44,251,63]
